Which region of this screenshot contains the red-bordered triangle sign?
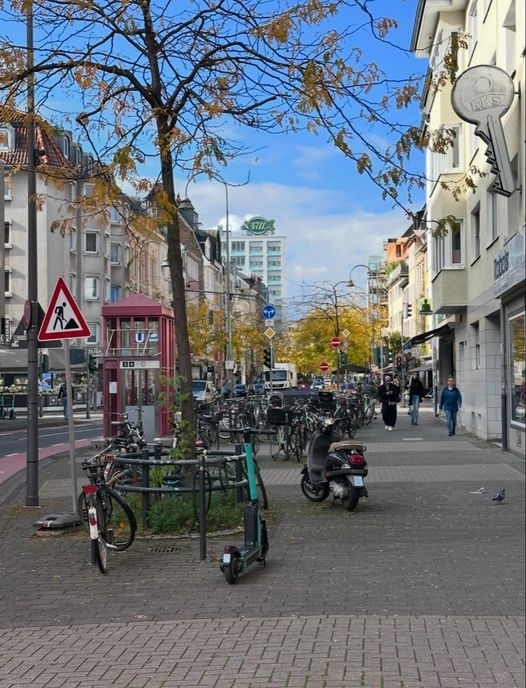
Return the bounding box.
[38,277,91,341]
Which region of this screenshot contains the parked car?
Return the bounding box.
[192,379,215,404]
[233,383,248,397]
[252,381,265,394]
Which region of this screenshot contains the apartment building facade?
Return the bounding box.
[411,0,525,452]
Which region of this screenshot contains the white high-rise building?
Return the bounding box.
[221,216,287,329]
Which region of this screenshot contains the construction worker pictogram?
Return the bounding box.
[38,277,91,341]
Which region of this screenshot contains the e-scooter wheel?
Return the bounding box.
[300,473,329,502]
[222,547,241,584]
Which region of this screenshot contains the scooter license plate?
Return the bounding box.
[353,475,364,487]
[222,552,232,564]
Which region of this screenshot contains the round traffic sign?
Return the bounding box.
[320,361,329,372]
[262,304,276,319]
[330,337,341,348]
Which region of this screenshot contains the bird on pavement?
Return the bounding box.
[492,489,506,502]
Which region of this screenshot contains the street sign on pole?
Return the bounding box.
[330,337,341,349]
[38,277,91,341]
[320,361,329,372]
[264,327,275,339]
[262,304,276,319]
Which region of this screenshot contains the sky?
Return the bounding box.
[2,0,427,306]
[170,0,427,304]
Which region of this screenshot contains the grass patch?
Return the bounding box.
[146,491,245,535]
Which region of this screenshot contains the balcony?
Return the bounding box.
[431,268,468,314]
[388,262,408,289]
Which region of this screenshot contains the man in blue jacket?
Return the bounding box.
[439,376,462,436]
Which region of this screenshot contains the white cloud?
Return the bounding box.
[179,177,411,303]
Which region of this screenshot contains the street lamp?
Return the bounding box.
[184,171,249,386]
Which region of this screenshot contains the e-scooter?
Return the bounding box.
[219,429,269,584]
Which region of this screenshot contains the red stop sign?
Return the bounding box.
[330,337,341,348]
[320,361,329,372]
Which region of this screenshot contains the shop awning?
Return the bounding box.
[405,323,454,348]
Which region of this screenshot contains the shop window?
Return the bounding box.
[510,312,525,425]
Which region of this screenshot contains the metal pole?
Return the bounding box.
[223,182,233,386]
[26,2,40,507]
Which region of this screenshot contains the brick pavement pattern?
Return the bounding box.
[0,405,524,687]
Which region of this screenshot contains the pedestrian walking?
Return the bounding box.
[439,376,462,436]
[408,372,425,425]
[57,382,69,421]
[378,374,400,431]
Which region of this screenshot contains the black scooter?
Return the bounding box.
[300,393,368,511]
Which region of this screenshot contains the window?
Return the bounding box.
[4,269,12,296]
[472,322,480,369]
[86,322,98,345]
[110,243,121,264]
[4,221,11,246]
[433,220,463,273]
[85,232,98,253]
[468,1,478,58]
[84,276,100,300]
[0,125,14,151]
[3,175,12,200]
[430,125,461,180]
[451,221,462,265]
[471,205,480,262]
[509,312,525,425]
[487,188,499,245]
[69,227,77,252]
[110,285,121,302]
[503,0,516,75]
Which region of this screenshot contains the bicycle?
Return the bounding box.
[81,483,108,574]
[78,450,137,551]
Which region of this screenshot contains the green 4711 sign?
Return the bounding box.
[242,216,276,235]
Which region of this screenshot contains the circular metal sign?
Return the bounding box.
[320,361,329,371]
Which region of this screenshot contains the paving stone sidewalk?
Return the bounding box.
[0,405,524,687]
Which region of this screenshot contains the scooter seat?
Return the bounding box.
[328,440,367,453]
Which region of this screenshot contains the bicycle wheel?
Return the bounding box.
[91,535,108,574]
[101,487,137,550]
[79,487,136,551]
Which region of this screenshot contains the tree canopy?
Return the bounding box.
[0,0,434,430]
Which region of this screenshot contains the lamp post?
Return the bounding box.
[184,171,249,387]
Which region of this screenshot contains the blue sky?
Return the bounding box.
[1,0,426,304]
[174,0,426,303]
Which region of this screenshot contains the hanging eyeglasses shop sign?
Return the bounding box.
[451,65,515,197]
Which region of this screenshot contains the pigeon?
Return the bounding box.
[492,489,506,502]
[470,487,486,494]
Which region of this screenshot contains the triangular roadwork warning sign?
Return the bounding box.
[38,277,91,341]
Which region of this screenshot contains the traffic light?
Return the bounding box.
[41,353,50,373]
[395,354,402,369]
[263,348,272,368]
[88,353,97,373]
[407,304,412,317]
[388,349,393,365]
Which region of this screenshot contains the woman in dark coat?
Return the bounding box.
[378,374,400,431]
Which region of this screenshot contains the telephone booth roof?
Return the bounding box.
[102,293,174,318]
